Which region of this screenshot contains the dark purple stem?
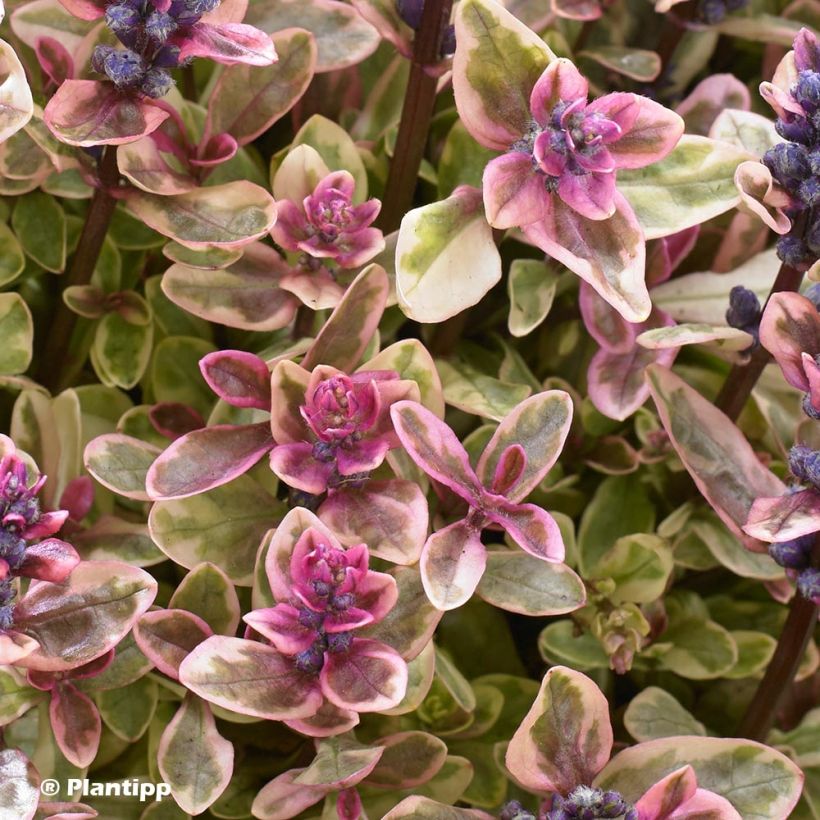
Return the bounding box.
[376,0,454,233]
[38,146,120,392]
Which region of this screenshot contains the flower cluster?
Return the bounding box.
[766,446,820,603]
[760,29,820,271]
[92,0,217,98]
[546,787,638,820]
[0,452,77,631]
[244,531,396,679]
[270,367,414,495]
[272,171,385,269]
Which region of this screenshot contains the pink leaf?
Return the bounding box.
[523,191,650,323]
[646,366,785,551]
[507,665,613,794]
[18,538,80,583]
[482,152,550,230]
[320,637,408,712]
[49,682,101,768]
[44,81,169,147]
[251,769,327,820]
[420,520,487,611]
[634,765,697,820]
[146,422,274,499]
[744,489,820,543]
[390,400,483,505]
[174,22,277,66]
[759,292,820,392]
[269,442,333,494]
[179,635,323,720]
[54,0,104,19]
[133,609,213,681]
[199,350,271,410]
[484,497,565,562]
[283,699,360,738]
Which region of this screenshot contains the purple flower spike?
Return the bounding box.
[272,171,385,269]
[0,446,80,666]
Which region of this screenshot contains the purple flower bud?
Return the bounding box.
[330,592,354,611]
[145,10,177,41]
[798,176,820,206]
[726,286,761,330]
[153,45,181,68]
[440,23,456,56]
[797,567,820,601]
[0,604,14,631]
[105,2,142,32]
[804,393,820,419]
[140,67,174,98]
[777,235,811,268]
[312,579,331,597]
[500,801,537,820]
[763,143,811,189]
[396,0,424,29]
[294,642,325,673]
[789,444,820,489]
[698,0,727,23]
[326,631,352,653]
[0,531,26,570]
[769,535,813,570]
[775,115,816,145]
[795,70,820,114]
[99,47,145,88]
[297,606,325,630]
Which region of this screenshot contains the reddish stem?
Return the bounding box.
[376,0,454,233]
[37,147,121,392]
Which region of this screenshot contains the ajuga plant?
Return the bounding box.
[1,0,820,816]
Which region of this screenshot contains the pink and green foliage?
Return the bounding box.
[179,508,409,732]
[1,0,819,816]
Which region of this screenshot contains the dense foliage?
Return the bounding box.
[0,0,817,817]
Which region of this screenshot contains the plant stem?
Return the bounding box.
[654,3,696,89]
[376,0,453,233]
[574,20,596,53]
[736,580,818,741]
[38,147,120,393]
[714,260,803,421]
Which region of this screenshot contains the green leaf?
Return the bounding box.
[623,687,707,742]
[150,336,217,417]
[158,694,234,815]
[84,433,160,501]
[577,475,656,575]
[0,220,26,286]
[437,359,531,421]
[595,736,804,819]
[12,191,66,272]
[169,562,241,636]
[0,666,44,726]
[579,45,661,81]
[295,736,384,788]
[658,618,738,679]
[453,0,554,151]
[292,114,368,200]
[538,620,609,670]
[437,120,498,198]
[0,293,33,375]
[477,551,585,615]
[507,259,558,337]
[592,534,673,604]
[724,630,777,680]
[618,135,751,240]
[96,676,158,742]
[149,472,284,586]
[91,306,154,390]
[396,187,501,323]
